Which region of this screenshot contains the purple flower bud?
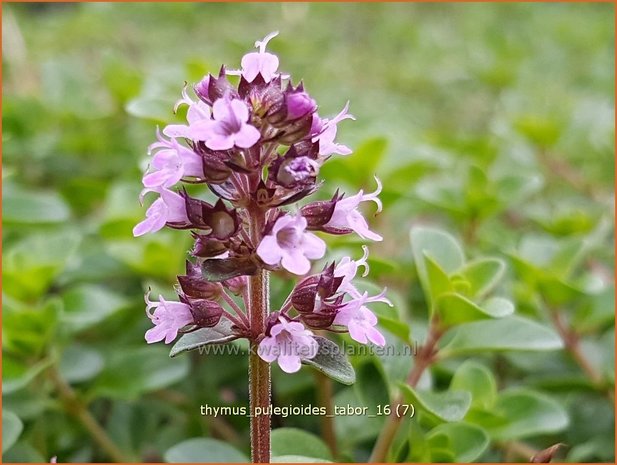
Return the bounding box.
[286,91,317,121]
[191,233,228,258]
[222,276,248,296]
[194,75,211,103]
[178,261,221,300]
[276,156,320,188]
[188,299,224,328]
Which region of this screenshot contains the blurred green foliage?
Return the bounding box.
[2,2,614,463]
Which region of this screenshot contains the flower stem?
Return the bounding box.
[314,370,338,458]
[369,322,441,463]
[248,206,271,463]
[49,366,129,462]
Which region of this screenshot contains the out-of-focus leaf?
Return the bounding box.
[439,316,563,356]
[436,293,514,326]
[455,258,506,298]
[3,230,80,300]
[3,298,61,357]
[2,357,53,395]
[487,389,569,440]
[320,137,387,185]
[272,456,332,463]
[400,385,471,423]
[356,361,389,408]
[3,185,71,225]
[170,319,238,357]
[2,410,23,453]
[61,285,129,333]
[302,337,355,385]
[59,344,105,383]
[410,227,465,307]
[164,438,248,463]
[271,428,332,461]
[449,361,497,409]
[91,346,189,400]
[427,422,489,462]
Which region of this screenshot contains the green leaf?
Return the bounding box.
[320,137,387,185]
[410,227,464,307]
[170,319,238,357]
[3,230,80,300]
[2,410,23,453]
[424,254,452,303]
[400,385,471,423]
[427,422,489,462]
[3,185,71,225]
[439,316,563,356]
[164,438,248,463]
[2,357,53,394]
[356,361,390,408]
[456,258,506,298]
[201,257,257,282]
[92,346,189,400]
[449,361,497,409]
[59,344,104,383]
[271,428,332,461]
[302,337,355,385]
[61,285,129,333]
[436,293,514,327]
[488,389,569,440]
[272,456,332,463]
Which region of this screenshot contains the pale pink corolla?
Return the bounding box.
[144,293,193,344]
[325,177,383,241]
[190,96,260,151]
[133,188,189,237]
[257,214,326,275]
[258,316,318,373]
[333,291,391,346]
[311,102,355,157]
[240,31,280,83]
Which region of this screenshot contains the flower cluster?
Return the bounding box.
[134,32,389,373]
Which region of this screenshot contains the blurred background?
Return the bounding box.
[2,2,614,463]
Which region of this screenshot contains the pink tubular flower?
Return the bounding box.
[311,102,355,157]
[142,132,204,188]
[325,177,383,241]
[258,316,318,373]
[133,188,189,237]
[257,214,326,275]
[334,246,370,295]
[163,85,212,139]
[333,291,391,346]
[144,293,194,344]
[190,96,260,151]
[240,31,280,83]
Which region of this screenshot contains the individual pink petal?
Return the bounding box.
[257,235,283,265]
[234,124,261,148]
[301,232,326,260]
[189,119,217,141]
[278,353,302,373]
[240,53,262,82]
[212,98,232,121]
[258,337,279,362]
[348,321,369,344]
[366,326,386,346]
[281,249,311,276]
[163,124,191,138]
[230,99,250,122]
[206,134,235,151]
